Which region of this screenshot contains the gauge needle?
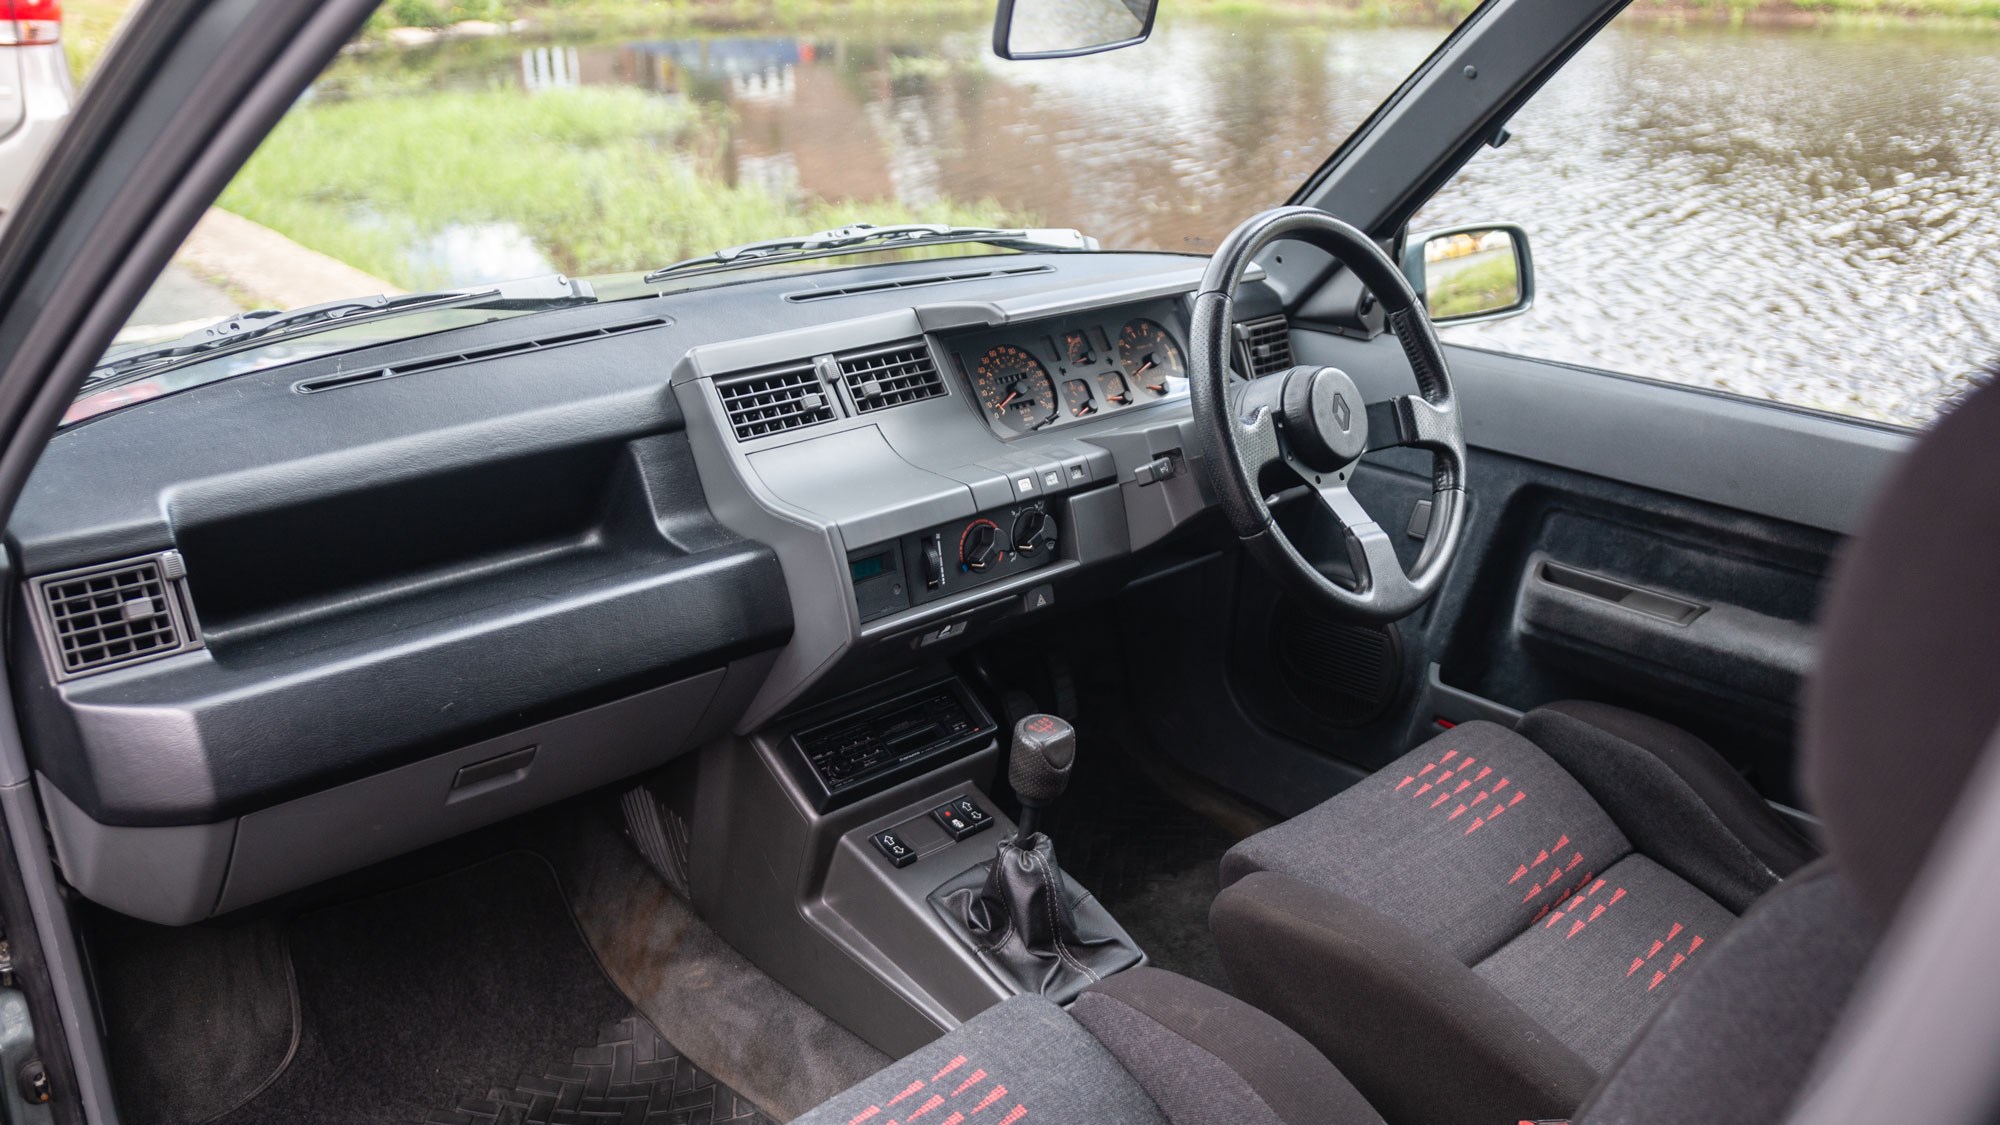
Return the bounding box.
[1132,357,1156,378]
[996,390,1020,410]
[1073,404,1095,417]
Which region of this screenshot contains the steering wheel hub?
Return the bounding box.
[1280,366,1368,471]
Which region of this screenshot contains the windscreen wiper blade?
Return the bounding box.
[84,273,597,392]
[643,222,1099,284]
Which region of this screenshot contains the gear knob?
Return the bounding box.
[1009,714,1076,807]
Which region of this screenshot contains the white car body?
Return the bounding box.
[0,26,74,228]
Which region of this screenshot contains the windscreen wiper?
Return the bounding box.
[83,273,597,393]
[643,222,1099,284]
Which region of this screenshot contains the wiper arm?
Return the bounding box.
[644,222,1098,284]
[86,273,596,392]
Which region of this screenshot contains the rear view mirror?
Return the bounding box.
[993,0,1158,60]
[1400,224,1535,325]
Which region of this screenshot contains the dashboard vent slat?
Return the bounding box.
[716,363,836,440]
[30,551,203,680]
[294,317,669,394]
[1238,315,1295,378]
[839,344,945,413]
[785,264,1054,302]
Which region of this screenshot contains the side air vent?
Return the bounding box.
[784,264,1054,302]
[1236,315,1294,377]
[29,551,204,681]
[840,343,945,412]
[716,362,837,440]
[294,318,670,394]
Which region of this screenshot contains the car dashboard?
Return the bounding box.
[4,250,1293,930]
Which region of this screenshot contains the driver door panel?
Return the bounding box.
[1211,328,1903,810]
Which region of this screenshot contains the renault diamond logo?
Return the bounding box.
[1332,393,1352,431]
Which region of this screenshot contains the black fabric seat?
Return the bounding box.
[1208,703,1812,1122]
[789,967,1385,1125]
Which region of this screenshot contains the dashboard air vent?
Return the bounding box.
[30,551,203,681]
[716,362,836,440]
[1237,315,1294,378]
[294,318,669,394]
[840,344,945,412]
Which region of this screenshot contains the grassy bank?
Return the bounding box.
[60,0,132,84]
[217,85,1016,290]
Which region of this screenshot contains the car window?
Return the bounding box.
[1411,17,2000,429]
[104,3,1464,365]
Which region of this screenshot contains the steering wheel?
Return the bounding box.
[1190,206,1468,624]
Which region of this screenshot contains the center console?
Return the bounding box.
[687,674,1146,1057]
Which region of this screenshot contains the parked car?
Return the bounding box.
[0,0,72,228]
[0,1,1994,1124]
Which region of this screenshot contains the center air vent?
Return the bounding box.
[29,551,204,681]
[716,362,837,441]
[840,343,945,412]
[1236,315,1294,377]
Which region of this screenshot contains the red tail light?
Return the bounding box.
[0,0,61,46]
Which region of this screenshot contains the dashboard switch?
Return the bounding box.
[932,796,994,840]
[921,534,946,591]
[871,829,919,868]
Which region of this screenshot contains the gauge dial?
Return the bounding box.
[972,344,1057,433]
[1098,370,1133,406]
[1062,378,1098,418]
[1118,319,1186,397]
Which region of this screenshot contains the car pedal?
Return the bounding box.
[619,785,692,900]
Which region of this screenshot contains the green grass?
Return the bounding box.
[216,85,1018,290]
[1427,252,1518,320]
[60,0,133,86]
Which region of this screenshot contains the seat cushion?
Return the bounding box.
[792,969,1383,1125]
[790,994,1167,1125]
[1575,862,1875,1125]
[1221,720,1635,963]
[1215,720,1754,1122]
[1473,854,1734,1070]
[1520,701,1814,909]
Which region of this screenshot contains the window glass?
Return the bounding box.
[1413,19,2000,428]
[87,0,1468,420]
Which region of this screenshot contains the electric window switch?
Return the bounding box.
[932,796,994,840]
[871,829,918,868]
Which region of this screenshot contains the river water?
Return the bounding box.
[347,17,2000,426]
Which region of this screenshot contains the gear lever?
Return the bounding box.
[926,709,1138,1001]
[1008,713,1075,842]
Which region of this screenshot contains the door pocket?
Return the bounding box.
[1536,560,1708,625]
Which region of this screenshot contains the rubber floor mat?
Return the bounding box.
[215,852,774,1125]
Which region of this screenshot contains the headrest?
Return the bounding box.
[1803,373,2000,926]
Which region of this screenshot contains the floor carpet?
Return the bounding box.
[212,852,772,1125]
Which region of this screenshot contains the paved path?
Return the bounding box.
[118,209,403,344]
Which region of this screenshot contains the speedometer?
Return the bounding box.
[972,344,1057,434]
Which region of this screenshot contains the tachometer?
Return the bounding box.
[1117,319,1186,397]
[972,344,1057,434]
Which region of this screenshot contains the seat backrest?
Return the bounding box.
[1575,372,2000,1124]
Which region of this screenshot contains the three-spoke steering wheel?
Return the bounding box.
[1190,206,1468,624]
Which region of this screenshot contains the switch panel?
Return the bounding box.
[850,500,1060,622]
[930,795,995,840]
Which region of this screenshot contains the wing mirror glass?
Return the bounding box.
[993,0,1158,60]
[1400,223,1535,325]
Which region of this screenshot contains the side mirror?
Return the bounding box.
[1400,223,1534,325]
[993,0,1158,60]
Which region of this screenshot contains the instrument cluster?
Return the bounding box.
[948,299,1190,438]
